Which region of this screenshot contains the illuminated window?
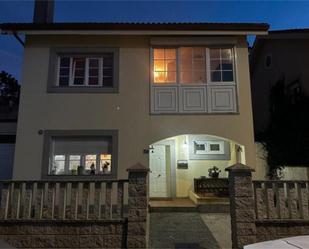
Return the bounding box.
[51,155,65,175]
[69,155,81,172]
[210,48,234,82]
[153,47,235,84]
[85,154,97,171]
[180,47,206,84]
[100,154,112,174]
[48,136,113,176]
[153,48,177,83]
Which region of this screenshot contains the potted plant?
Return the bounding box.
[77,165,84,175]
[208,166,221,178]
[102,162,110,174]
[71,166,77,175]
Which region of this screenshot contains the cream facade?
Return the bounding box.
[11,32,262,190]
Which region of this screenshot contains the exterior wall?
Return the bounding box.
[167,135,237,197]
[0,220,126,248]
[14,35,256,180]
[256,221,309,242]
[255,142,309,180]
[251,38,309,134]
[228,164,309,248]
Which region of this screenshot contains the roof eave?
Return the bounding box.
[1,29,268,36]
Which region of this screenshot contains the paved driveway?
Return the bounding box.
[149,212,221,249]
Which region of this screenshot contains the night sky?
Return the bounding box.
[1,1,309,82]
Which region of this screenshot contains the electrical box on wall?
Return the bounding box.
[177,160,188,169]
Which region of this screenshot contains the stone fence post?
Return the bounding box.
[127,163,149,249]
[226,163,257,249]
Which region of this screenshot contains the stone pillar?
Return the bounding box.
[226,163,257,249]
[127,163,149,249]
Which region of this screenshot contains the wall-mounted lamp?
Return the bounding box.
[143,145,154,154]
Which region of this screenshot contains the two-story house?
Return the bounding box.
[0,2,269,200]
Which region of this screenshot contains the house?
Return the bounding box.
[0,1,269,201]
[0,70,19,180]
[0,107,17,180]
[250,29,309,179]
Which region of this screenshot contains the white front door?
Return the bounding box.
[149,144,168,197]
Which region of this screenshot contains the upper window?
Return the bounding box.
[210,48,234,82]
[180,47,206,84]
[153,48,177,84]
[48,48,119,93]
[153,47,235,84]
[57,54,113,87]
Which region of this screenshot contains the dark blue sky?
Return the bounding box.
[1,0,309,81]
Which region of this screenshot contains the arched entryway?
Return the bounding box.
[149,134,245,199]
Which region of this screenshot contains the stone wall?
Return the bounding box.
[256,220,309,242]
[227,163,309,249]
[0,163,149,249]
[0,220,126,248]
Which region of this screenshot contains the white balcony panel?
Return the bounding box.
[179,86,207,113]
[153,86,178,113]
[209,85,237,113]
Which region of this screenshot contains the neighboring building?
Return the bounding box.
[0,3,269,198]
[0,107,17,180]
[251,29,309,134]
[250,29,309,179]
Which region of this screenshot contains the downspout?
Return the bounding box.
[13,32,25,47]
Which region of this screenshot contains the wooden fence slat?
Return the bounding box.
[100,182,106,219]
[298,182,309,219]
[266,182,278,219]
[65,182,72,219]
[287,182,299,219]
[117,181,124,219]
[93,182,101,220]
[106,182,112,219]
[0,183,10,219]
[255,182,267,219]
[19,182,26,219]
[88,182,95,219]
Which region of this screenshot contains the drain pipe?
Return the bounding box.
[13,32,25,47]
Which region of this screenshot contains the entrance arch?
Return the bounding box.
[149,134,245,198]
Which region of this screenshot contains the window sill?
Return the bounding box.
[42,174,116,180]
[47,86,118,94]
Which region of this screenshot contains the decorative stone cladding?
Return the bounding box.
[0,163,149,249]
[227,163,309,249]
[0,220,126,248]
[256,220,309,242]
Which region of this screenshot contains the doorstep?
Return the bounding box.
[149,196,230,213]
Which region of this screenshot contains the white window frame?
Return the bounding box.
[207,47,236,85]
[178,47,207,85]
[50,153,112,175]
[56,56,108,87]
[151,46,237,85]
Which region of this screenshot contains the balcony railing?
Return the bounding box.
[0,179,129,220]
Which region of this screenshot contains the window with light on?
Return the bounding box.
[49,137,112,176]
[153,47,235,84]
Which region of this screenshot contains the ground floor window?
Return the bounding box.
[42,130,117,179]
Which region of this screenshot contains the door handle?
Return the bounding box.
[157,174,161,178]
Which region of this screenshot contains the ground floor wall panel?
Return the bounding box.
[0,220,126,249]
